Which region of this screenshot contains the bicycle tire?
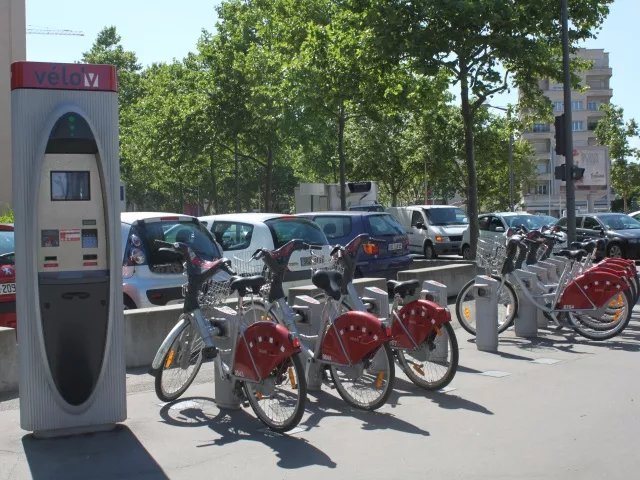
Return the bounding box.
[563,289,633,341]
[155,320,204,402]
[330,342,395,411]
[455,276,518,336]
[396,321,459,391]
[244,352,307,433]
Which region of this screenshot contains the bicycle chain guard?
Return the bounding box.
[321,311,390,365]
[233,322,301,382]
[390,299,451,349]
[556,269,630,310]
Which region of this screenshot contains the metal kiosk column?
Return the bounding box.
[11,62,126,437]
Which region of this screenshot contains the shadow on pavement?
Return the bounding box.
[302,389,432,434]
[159,397,336,470]
[388,377,493,415]
[22,425,168,480]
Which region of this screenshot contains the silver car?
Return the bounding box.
[121,212,222,309]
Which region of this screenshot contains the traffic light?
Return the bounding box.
[572,165,585,180]
[554,114,566,156]
[554,164,566,181]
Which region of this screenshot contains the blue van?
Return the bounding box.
[298,212,413,278]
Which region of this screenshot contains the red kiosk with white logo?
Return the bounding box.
[11,62,126,437]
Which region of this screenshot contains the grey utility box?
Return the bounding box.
[11,61,126,437]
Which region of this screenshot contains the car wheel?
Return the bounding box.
[607,243,624,259]
[461,244,471,260]
[424,242,437,260]
[123,295,137,310]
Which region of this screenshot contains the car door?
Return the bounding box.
[478,215,491,240]
[409,210,426,252]
[580,216,602,242]
[487,216,506,242]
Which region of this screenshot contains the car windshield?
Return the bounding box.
[502,215,545,229]
[0,230,15,259]
[365,214,405,236]
[598,214,640,230]
[265,217,328,249]
[423,208,468,226]
[140,219,221,271]
[538,215,557,225]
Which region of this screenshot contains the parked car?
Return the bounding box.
[122,213,222,309]
[298,211,412,278]
[629,210,640,222]
[199,213,332,292]
[556,213,640,259]
[0,223,16,328]
[387,205,469,259]
[536,215,558,226]
[478,212,547,243]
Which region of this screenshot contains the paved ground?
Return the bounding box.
[1,307,640,479]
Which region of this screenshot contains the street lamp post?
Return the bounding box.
[488,104,515,211]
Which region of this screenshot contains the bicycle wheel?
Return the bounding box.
[155,319,204,402]
[241,299,278,329]
[396,321,459,391]
[244,352,307,433]
[330,342,395,411]
[562,289,633,341]
[455,276,518,335]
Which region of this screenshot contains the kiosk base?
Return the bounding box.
[33,422,118,439]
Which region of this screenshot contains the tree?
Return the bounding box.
[81,27,143,210]
[356,0,613,257]
[594,103,640,212]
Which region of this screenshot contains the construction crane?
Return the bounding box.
[26,26,84,37]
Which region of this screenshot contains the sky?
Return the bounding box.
[26,0,640,148]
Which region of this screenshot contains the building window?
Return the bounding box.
[536,161,549,174]
[533,141,549,154]
[571,101,584,111]
[572,121,584,132]
[588,101,600,111]
[553,101,564,111]
[532,123,550,133]
[536,184,548,195]
[588,121,599,131]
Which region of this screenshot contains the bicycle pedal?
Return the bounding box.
[202,346,217,359]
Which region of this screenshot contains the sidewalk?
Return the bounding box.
[1,309,639,479]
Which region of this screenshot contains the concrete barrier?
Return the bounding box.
[0,327,18,393]
[287,277,387,300]
[397,264,479,297]
[410,259,475,269]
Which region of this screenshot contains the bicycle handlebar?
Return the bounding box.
[154,239,236,275]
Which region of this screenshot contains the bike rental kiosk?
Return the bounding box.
[11,62,126,437]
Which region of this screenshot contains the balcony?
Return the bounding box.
[585,87,613,97]
[587,66,612,77]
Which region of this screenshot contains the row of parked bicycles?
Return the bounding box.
[147,223,638,433]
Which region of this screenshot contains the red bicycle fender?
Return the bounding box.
[321,311,390,365]
[391,299,451,349]
[233,322,300,381]
[557,269,630,310]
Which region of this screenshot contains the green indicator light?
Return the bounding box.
[68,115,76,123]
[69,125,76,130]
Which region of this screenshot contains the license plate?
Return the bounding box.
[0,283,16,296]
[388,243,402,251]
[301,256,323,267]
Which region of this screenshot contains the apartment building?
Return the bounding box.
[521,48,612,217]
[0,0,26,214]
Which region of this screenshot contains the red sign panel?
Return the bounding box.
[11,62,118,92]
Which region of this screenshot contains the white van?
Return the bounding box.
[386,206,469,259]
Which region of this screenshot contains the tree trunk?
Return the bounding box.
[234,135,240,213]
[460,74,479,260]
[338,104,347,211]
[265,145,274,213]
[209,154,219,214]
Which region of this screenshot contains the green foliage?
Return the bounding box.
[0,206,14,224]
[81,0,612,224]
[594,104,640,212]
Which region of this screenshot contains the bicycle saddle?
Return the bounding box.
[556,249,588,261]
[570,240,599,251]
[230,275,267,297]
[312,270,343,301]
[387,279,420,297]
